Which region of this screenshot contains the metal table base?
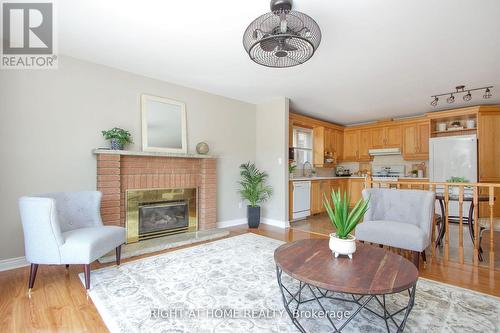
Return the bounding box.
[276,266,416,333]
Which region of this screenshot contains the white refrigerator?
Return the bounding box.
[429,134,478,217]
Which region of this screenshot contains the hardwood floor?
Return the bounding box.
[0,223,498,332]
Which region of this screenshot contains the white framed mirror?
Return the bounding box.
[141,94,187,153]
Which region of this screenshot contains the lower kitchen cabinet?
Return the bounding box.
[310,178,366,214]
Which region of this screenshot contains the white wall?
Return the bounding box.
[255,98,289,227]
[0,56,256,260]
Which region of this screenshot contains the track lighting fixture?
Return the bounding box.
[483,88,492,99]
[430,85,493,107]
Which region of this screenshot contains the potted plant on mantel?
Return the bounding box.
[238,162,273,228]
[101,127,133,150]
[324,190,370,259]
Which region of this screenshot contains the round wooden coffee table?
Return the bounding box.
[274,239,418,332]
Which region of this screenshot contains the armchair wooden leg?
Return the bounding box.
[84,264,91,290]
[116,245,122,266]
[411,251,420,269]
[28,263,39,291]
[421,251,427,263]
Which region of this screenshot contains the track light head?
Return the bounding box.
[483,88,492,99]
[430,97,439,107]
[446,94,455,104]
[463,91,472,101]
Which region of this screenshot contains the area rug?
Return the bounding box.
[81,233,500,333]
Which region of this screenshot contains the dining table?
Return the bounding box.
[435,193,494,261]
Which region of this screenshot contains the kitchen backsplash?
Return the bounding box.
[291,155,428,178]
[336,155,428,177]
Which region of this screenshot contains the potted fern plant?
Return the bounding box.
[238,162,273,228]
[324,190,370,259]
[101,127,133,150]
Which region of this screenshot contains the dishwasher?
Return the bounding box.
[292,181,311,220]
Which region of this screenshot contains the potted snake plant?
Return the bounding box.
[238,162,273,228]
[324,190,370,259]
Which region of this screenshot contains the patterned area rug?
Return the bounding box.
[81,233,500,332]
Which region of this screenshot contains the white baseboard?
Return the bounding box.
[216,218,247,228]
[0,256,29,272]
[261,218,290,229]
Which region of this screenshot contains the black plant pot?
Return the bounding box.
[247,205,261,228]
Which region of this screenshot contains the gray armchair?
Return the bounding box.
[355,188,435,268]
[19,191,125,290]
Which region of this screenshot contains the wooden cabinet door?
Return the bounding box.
[417,122,430,156]
[358,129,372,161]
[348,179,365,207]
[402,124,418,158]
[320,180,330,213]
[310,181,322,214]
[478,111,500,181]
[385,125,402,148]
[312,127,325,167]
[370,127,385,149]
[343,130,359,161]
[333,130,344,162]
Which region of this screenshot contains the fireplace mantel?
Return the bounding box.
[92,148,216,159]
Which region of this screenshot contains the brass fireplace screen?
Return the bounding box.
[126,188,197,243]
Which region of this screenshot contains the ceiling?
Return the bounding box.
[59,0,500,125]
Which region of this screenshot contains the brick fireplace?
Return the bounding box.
[93,150,216,242]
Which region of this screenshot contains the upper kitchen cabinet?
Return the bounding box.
[370,125,402,149]
[312,126,343,167]
[478,107,500,182]
[402,120,430,160]
[343,129,359,161]
[358,129,373,161]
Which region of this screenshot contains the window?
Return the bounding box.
[292,127,313,166]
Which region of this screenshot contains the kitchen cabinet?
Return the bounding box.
[348,178,365,207]
[370,125,402,149]
[343,130,359,161]
[386,126,402,147]
[358,129,372,161]
[310,181,322,214]
[333,130,344,162]
[312,127,342,168]
[478,110,500,182]
[402,120,430,160]
[310,178,363,214]
[370,127,385,149]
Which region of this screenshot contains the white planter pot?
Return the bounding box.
[329,233,356,259]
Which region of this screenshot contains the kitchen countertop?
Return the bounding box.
[290,176,365,181]
[289,176,429,181]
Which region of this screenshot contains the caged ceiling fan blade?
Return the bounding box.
[282,42,297,52]
[260,38,279,52]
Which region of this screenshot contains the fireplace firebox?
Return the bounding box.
[139,201,189,236]
[126,188,197,243]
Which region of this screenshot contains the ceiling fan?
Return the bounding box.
[243,0,322,68]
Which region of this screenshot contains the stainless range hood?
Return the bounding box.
[368,148,401,156]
